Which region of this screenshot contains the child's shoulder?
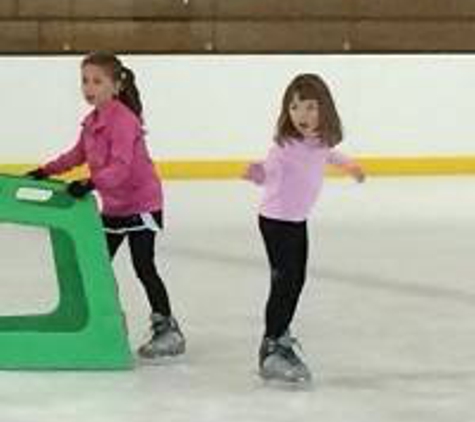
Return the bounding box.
[109,100,142,126]
[111,100,136,117]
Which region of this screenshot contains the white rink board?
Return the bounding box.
[1,55,475,161]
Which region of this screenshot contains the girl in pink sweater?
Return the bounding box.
[244,74,365,383]
[28,52,185,362]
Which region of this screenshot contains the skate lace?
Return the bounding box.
[276,335,305,365]
[151,319,173,339]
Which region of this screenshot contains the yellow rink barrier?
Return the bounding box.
[1,156,475,180]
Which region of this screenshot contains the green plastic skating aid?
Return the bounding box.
[0,174,133,369]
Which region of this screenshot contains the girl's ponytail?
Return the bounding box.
[118,66,143,119]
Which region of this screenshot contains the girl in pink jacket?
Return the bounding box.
[244,74,365,383]
[28,52,185,362]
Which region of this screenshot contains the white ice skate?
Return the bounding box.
[138,313,186,364]
[259,332,312,385]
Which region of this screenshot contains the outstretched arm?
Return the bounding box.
[243,145,283,185]
[328,149,365,183]
[337,160,366,183]
[41,134,86,176]
[243,162,266,185]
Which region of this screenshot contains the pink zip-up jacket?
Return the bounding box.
[43,99,163,216]
[247,137,350,222]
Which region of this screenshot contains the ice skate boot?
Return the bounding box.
[259,332,312,383]
[138,313,186,362]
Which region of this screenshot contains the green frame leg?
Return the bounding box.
[0,174,133,369]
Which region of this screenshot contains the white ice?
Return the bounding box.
[0,177,474,422]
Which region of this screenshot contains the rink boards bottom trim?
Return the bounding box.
[2,156,475,179]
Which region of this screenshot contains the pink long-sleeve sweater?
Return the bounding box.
[43,99,163,216]
[248,138,350,222]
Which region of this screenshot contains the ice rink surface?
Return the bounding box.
[0,176,474,422]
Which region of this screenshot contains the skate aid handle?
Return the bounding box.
[0,174,75,208]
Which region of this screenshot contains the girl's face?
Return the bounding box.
[288,93,320,138]
[81,64,119,108]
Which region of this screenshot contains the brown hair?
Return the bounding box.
[275,73,343,147]
[82,51,143,119]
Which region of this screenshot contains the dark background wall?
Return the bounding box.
[1,0,475,53]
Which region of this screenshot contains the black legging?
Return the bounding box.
[106,228,171,316]
[259,215,308,339]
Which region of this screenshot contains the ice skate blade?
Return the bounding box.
[258,371,314,391]
[137,352,186,366]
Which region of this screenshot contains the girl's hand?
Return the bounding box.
[243,162,266,185]
[353,167,366,183]
[25,168,48,180]
[66,179,95,198]
[340,161,366,183]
